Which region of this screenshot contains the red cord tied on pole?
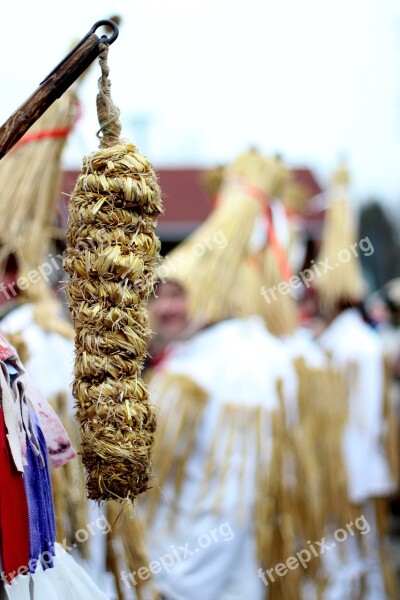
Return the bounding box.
[64,43,163,502]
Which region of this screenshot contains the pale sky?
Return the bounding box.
[2,0,400,208]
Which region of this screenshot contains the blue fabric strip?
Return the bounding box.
[23,411,56,572]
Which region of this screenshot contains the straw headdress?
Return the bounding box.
[160,149,298,335]
[313,162,364,313]
[199,164,226,207]
[160,149,289,324]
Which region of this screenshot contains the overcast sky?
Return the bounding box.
[2,0,400,208]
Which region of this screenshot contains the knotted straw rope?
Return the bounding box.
[64,43,163,501]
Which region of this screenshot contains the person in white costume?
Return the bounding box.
[146,301,298,600]
[259,199,371,600]
[138,150,331,600]
[313,165,398,600]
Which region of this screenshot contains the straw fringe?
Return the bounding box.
[260,246,299,336]
[106,501,160,600]
[372,498,400,600]
[256,388,302,600]
[145,368,350,596]
[382,357,399,487]
[288,359,363,595]
[144,373,208,526]
[294,357,351,527]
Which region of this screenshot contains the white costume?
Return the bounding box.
[143,316,298,600]
[318,308,395,600]
[318,308,394,502]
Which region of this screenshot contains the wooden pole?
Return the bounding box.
[0,20,118,160]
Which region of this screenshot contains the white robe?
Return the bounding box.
[317,309,393,600]
[318,308,395,502]
[145,316,298,600]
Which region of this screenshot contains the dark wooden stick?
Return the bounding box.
[0,21,118,160]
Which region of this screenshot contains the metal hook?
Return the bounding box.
[89,19,119,45]
[40,19,119,84]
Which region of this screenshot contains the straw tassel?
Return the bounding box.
[144,374,208,526]
[260,245,299,336]
[382,356,399,486]
[107,501,160,600]
[294,357,351,528]
[314,164,364,312]
[64,44,163,501]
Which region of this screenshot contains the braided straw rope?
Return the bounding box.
[64,44,163,501]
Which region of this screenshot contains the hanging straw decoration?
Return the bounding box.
[314,163,364,312]
[64,43,163,501]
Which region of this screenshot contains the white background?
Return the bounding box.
[2,0,400,208]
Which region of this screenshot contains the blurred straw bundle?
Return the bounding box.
[314,163,364,312]
[106,502,160,600]
[224,156,299,336]
[0,80,79,336]
[259,245,299,336]
[166,148,288,324]
[64,43,163,501]
[0,88,77,273]
[199,163,226,207]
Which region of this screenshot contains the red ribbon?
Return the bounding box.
[221,177,293,281]
[12,126,73,149]
[10,100,82,152]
